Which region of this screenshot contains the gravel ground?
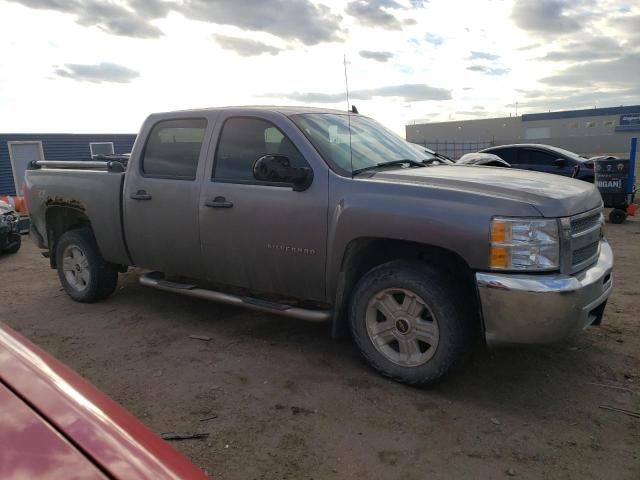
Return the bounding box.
[1,217,639,479]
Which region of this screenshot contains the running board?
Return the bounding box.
[139,272,331,323]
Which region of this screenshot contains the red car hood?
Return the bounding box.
[0,382,106,479]
[0,323,207,480]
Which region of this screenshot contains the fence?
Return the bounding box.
[413,140,494,160]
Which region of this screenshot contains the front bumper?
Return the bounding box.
[476,240,613,346]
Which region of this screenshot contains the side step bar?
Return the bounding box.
[139,272,331,323]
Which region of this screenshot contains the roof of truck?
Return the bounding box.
[152,105,349,116]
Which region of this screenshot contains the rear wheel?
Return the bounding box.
[349,260,472,385]
[609,209,627,224]
[55,228,118,302]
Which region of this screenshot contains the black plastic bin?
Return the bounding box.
[594,158,636,224]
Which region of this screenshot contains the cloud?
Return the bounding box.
[454,110,488,117]
[511,0,585,35]
[516,43,541,51]
[540,36,623,62]
[180,0,344,45]
[213,34,282,56]
[469,51,499,61]
[359,50,394,62]
[6,0,163,38]
[607,14,640,45]
[424,33,444,46]
[76,1,164,38]
[508,87,640,113]
[466,65,510,75]
[7,0,344,44]
[265,83,452,103]
[540,53,640,88]
[53,62,140,83]
[346,0,412,30]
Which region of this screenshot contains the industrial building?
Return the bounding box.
[0,133,136,196]
[406,105,640,160]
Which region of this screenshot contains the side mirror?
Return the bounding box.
[554,158,567,167]
[253,155,312,191]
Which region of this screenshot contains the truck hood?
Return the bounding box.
[367,165,602,217]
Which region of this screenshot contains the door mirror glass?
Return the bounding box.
[554,158,567,167]
[253,155,312,191]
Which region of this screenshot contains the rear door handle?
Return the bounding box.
[205,196,233,208]
[130,190,152,200]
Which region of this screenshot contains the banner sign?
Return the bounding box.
[620,113,640,126]
[595,159,629,193]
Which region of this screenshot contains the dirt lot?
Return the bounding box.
[1,217,639,479]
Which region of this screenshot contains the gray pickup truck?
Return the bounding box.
[25,106,613,385]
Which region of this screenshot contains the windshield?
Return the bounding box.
[290,113,436,174]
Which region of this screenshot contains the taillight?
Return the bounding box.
[20,184,29,214]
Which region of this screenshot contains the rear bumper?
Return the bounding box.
[476,240,613,346]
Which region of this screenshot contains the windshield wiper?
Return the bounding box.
[353,159,426,175]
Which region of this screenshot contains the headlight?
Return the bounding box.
[489,217,559,271]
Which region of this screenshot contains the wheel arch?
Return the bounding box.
[331,237,483,339]
[45,206,92,268]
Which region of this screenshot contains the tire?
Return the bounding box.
[349,260,473,386]
[55,228,118,302]
[609,209,627,224]
[3,233,21,254]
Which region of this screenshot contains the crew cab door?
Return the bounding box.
[199,113,328,302]
[123,115,215,278]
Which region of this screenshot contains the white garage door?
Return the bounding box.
[8,141,44,192]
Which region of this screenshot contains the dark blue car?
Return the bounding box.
[479,144,595,182]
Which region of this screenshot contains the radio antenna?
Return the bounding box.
[343,54,354,177]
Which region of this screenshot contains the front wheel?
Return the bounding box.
[3,233,21,254]
[55,228,118,302]
[349,260,473,385]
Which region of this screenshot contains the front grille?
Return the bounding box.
[565,208,603,273]
[571,213,600,235]
[573,241,599,265]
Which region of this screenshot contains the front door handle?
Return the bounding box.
[130,190,152,200]
[205,196,233,208]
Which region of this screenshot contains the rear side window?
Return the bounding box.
[214,117,306,182]
[142,118,207,179]
[490,148,517,164]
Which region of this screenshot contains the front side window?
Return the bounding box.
[214,117,306,181]
[524,150,557,166]
[290,113,429,175]
[142,118,207,179]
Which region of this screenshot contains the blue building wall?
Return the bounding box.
[0,133,136,195]
[522,105,640,122]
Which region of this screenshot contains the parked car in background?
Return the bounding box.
[411,145,512,168]
[0,321,207,479]
[479,144,595,182]
[0,199,21,254]
[409,143,454,164]
[456,152,511,168]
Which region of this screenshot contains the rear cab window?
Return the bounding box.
[142,118,208,179]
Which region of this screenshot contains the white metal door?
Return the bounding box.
[8,141,44,192]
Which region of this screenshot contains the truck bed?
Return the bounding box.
[25,167,131,266]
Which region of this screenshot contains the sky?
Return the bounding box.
[0,0,638,136]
